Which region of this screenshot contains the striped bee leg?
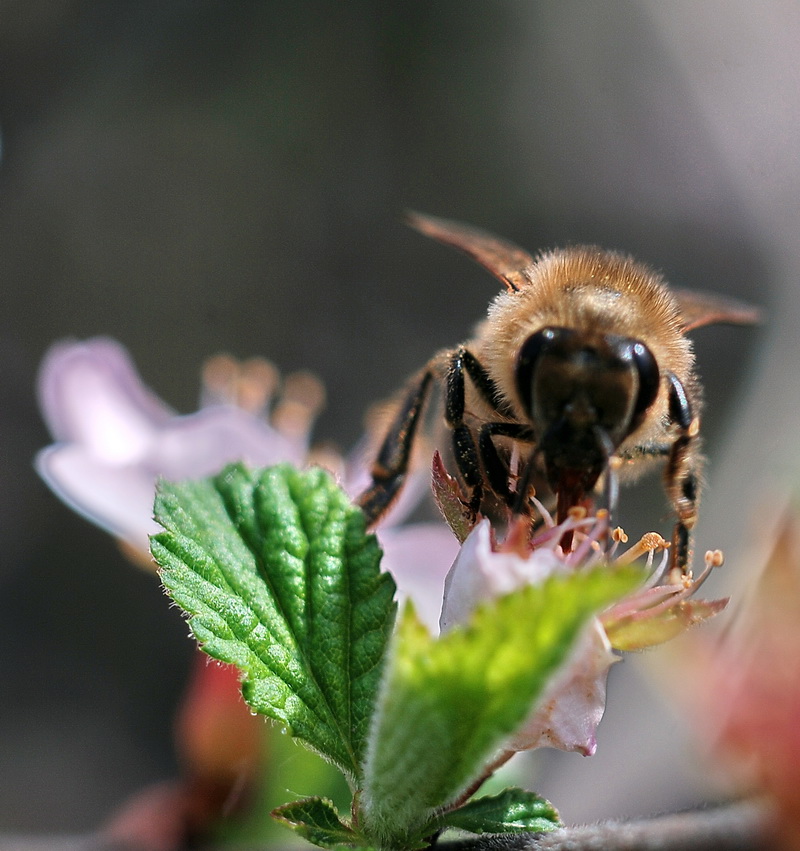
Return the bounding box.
[444,349,486,515]
[447,347,534,516]
[357,368,434,526]
[478,421,537,510]
[664,372,702,574]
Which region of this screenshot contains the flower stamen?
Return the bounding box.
[615,531,669,566]
[530,493,554,528]
[568,509,610,566]
[202,354,280,415]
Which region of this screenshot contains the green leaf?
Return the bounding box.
[436,787,562,835]
[152,463,397,784]
[271,797,363,848]
[361,565,641,843]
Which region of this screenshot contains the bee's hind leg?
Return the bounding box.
[356,368,434,526]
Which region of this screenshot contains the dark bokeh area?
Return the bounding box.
[0,0,787,839]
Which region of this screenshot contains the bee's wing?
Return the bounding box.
[672,288,762,332]
[405,211,535,292]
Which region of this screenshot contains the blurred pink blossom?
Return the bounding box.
[676,509,800,850]
[36,338,307,551]
[35,337,458,629]
[34,336,461,846]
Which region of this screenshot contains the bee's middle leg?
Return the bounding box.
[445,350,485,514]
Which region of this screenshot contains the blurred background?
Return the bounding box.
[1,0,797,841]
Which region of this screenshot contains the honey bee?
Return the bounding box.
[357,213,759,572]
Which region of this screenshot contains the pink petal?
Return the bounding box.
[37,339,311,553]
[378,523,460,634]
[152,406,304,476]
[38,404,308,552]
[38,338,173,460]
[36,444,161,546]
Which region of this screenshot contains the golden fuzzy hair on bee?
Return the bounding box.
[480,246,693,431]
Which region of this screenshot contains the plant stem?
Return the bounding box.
[445,750,516,813]
[441,799,773,850]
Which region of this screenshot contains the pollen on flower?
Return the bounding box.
[567,505,589,521]
[612,527,628,544]
[601,529,727,653]
[525,507,605,557]
[614,531,669,566]
[670,547,725,592]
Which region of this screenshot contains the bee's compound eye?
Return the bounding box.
[631,341,660,422]
[515,326,562,417]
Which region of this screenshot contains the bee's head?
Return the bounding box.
[515,326,660,498]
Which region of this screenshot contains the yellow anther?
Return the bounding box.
[615,532,669,565]
[612,527,629,544]
[640,532,669,551]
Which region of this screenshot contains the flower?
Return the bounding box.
[35,337,459,626]
[674,505,800,849]
[440,518,617,756]
[438,497,727,758]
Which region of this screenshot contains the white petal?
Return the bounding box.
[439,520,495,631]
[37,338,172,463]
[507,622,617,756]
[439,520,565,632]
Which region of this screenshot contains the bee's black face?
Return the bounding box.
[515,326,660,495]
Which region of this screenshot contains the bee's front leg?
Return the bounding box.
[446,347,533,516]
[477,421,536,510]
[357,368,434,526]
[664,373,702,574]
